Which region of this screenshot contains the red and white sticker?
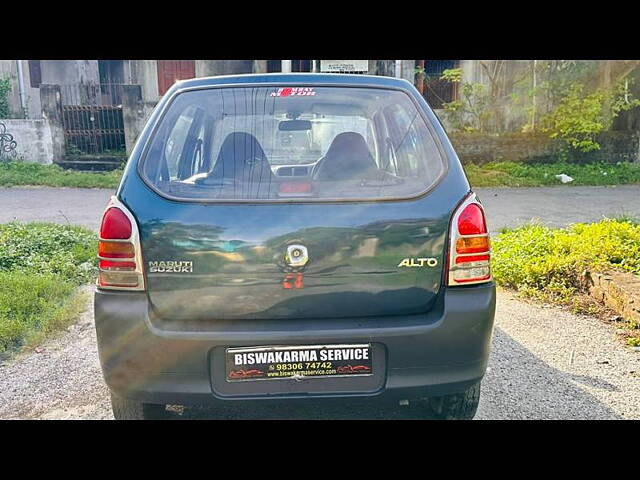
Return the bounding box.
[270,87,316,97]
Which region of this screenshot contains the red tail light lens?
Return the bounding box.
[100,207,132,239]
[99,260,136,270]
[457,204,487,235]
[97,199,145,290]
[448,195,492,286]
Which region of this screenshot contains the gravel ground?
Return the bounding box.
[1,185,638,233]
[0,289,637,420]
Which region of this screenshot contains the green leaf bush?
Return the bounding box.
[492,219,640,301]
[0,222,97,354]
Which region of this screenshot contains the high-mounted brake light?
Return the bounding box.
[97,197,145,290]
[279,182,313,194]
[448,194,492,286]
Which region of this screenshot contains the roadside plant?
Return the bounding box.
[439,64,533,133]
[0,222,98,284]
[540,80,640,152]
[492,218,640,302]
[0,222,97,353]
[0,77,11,119]
[439,68,489,132]
[437,60,640,151]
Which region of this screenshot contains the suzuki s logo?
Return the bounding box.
[285,245,309,267]
[398,257,438,268]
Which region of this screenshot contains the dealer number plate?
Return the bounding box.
[225,344,373,382]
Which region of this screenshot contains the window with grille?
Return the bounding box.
[420,60,459,109]
[28,60,42,88]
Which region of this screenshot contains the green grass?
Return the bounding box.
[0,162,123,188]
[492,218,640,344]
[0,222,97,355]
[465,161,640,187]
[2,159,639,190]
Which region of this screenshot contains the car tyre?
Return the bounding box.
[110,392,169,420]
[419,381,481,420]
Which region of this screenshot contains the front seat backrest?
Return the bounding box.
[313,132,377,181]
[203,132,275,193]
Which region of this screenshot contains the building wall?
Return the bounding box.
[0,60,22,118]
[195,60,254,77]
[130,60,159,105]
[0,119,55,163]
[449,131,640,165]
[40,60,99,85]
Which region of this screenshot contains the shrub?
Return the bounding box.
[0,78,11,119]
[0,222,97,284]
[492,219,640,303]
[0,222,98,354]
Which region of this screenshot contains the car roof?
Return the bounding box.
[169,73,415,92]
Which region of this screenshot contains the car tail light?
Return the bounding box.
[97,197,145,290]
[448,194,492,285]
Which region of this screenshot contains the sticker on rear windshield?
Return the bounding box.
[270,87,316,97]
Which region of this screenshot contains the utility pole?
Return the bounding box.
[15,60,28,117]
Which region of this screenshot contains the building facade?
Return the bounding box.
[0,59,465,164]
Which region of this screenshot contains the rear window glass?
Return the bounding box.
[140,86,445,201]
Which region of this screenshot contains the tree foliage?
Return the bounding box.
[0,78,11,119]
[438,60,640,152]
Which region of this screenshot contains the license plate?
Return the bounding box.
[225,344,373,382]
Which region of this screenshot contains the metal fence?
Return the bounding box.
[423,77,458,109]
[59,83,125,106]
[59,84,126,155]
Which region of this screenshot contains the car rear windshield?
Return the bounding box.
[140,85,446,201]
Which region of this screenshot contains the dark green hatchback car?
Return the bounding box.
[94,73,496,420]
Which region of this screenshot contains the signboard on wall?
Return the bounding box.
[320,60,369,73]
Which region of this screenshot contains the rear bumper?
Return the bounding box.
[94,283,496,405]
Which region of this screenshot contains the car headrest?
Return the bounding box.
[209,132,274,184]
[314,132,377,181]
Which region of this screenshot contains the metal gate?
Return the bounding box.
[421,60,459,109]
[60,84,126,155]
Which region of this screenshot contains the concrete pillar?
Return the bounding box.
[400,60,415,84]
[39,84,65,161]
[253,60,268,74]
[121,85,145,156]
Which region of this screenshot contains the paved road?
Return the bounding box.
[0,187,114,231]
[1,185,638,232]
[1,290,637,420]
[477,185,640,233]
